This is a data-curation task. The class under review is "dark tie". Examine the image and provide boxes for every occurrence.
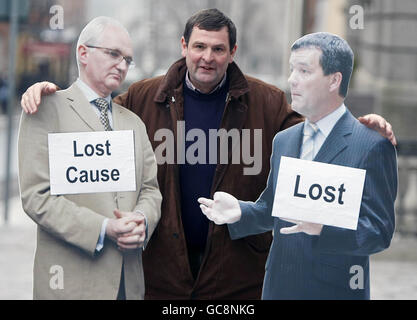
[93,98,112,131]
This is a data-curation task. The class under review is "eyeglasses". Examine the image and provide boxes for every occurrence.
[85,45,135,69]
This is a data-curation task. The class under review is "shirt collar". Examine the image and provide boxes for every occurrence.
[75,78,112,106]
[185,70,227,94]
[307,103,346,138]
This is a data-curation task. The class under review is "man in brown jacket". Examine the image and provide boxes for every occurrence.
[21,9,395,299]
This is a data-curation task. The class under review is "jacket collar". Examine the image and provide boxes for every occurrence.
[64,83,123,131]
[314,110,355,163]
[284,123,305,159]
[283,110,354,163]
[65,83,104,131]
[154,58,250,103]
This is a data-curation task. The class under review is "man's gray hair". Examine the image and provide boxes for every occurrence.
[76,16,129,72]
[291,32,354,98]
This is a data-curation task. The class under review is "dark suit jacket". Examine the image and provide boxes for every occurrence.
[228,110,397,299]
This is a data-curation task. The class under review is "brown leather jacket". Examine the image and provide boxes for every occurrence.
[115,58,303,299]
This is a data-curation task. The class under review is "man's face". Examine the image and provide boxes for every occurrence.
[181,26,237,93]
[288,47,334,122]
[80,25,133,97]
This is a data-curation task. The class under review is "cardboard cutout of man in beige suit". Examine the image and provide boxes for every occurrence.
[17,17,162,300]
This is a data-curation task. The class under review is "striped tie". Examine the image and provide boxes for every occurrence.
[300,122,319,160]
[93,98,112,131]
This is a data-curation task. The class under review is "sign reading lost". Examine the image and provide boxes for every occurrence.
[272,156,366,230]
[48,130,136,195]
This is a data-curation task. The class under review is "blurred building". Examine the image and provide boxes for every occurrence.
[18,0,87,93]
[345,0,417,141]
[2,0,417,134]
[0,0,87,104]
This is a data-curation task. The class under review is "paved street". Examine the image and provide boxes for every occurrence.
[1,196,417,300]
[0,197,35,300]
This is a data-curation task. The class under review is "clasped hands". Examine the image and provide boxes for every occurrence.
[198,192,323,236]
[106,209,146,250]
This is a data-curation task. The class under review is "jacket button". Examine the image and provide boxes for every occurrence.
[172,233,179,239]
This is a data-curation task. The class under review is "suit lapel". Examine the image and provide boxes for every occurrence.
[289,123,304,159]
[314,110,355,163]
[65,83,104,132]
[112,102,123,131]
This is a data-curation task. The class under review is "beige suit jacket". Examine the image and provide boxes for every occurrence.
[18,83,161,299]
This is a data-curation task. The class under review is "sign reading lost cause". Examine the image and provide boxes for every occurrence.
[272,156,366,230]
[48,130,136,195]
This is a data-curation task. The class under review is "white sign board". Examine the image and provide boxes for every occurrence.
[272,156,366,230]
[48,130,136,195]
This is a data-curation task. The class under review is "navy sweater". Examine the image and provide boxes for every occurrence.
[179,79,229,251]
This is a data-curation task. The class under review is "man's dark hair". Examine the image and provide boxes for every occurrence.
[291,32,354,98]
[183,8,237,51]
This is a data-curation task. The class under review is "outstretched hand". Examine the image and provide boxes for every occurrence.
[198,191,241,225]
